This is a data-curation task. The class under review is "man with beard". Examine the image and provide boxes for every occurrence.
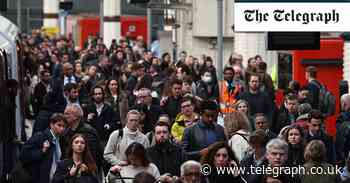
[238,73,273,122]
[161,79,184,123]
[218,67,244,114]
[147,121,187,176]
[84,86,121,145]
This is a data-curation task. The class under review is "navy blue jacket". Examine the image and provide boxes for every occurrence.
[182,121,226,160]
[20,128,59,183]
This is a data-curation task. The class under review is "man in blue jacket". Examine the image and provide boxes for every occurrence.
[182,100,226,160]
[20,113,67,183]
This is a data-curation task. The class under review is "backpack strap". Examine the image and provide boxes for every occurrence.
[232,132,249,143]
[118,128,123,140]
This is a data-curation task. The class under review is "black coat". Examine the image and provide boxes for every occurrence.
[238,90,274,122]
[273,107,298,134]
[52,159,99,183]
[20,129,58,183]
[32,81,49,115]
[84,103,121,142]
[163,96,183,124]
[147,141,187,176]
[195,80,219,101]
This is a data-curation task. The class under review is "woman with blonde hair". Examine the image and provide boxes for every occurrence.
[234,99,254,130]
[301,140,340,183]
[224,111,251,162]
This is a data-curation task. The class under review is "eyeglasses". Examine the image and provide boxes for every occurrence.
[181,104,192,108]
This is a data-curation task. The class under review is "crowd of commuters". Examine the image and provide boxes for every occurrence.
[13,30,350,183]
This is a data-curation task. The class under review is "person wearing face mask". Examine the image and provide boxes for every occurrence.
[218,67,244,114]
[195,70,219,102]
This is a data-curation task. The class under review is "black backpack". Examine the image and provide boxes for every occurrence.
[311,81,336,117]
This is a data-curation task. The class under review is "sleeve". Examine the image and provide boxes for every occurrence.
[20,134,46,164]
[195,83,207,101]
[107,107,121,132]
[307,83,320,109]
[182,128,200,160]
[149,163,160,179]
[143,136,150,148]
[103,130,121,165]
[85,129,104,167]
[171,123,182,142]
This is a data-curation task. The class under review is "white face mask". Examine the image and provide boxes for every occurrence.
[202,76,212,83]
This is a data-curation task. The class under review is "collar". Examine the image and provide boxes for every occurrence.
[125,127,139,135]
[50,129,58,140]
[95,102,104,110]
[309,130,320,137]
[198,121,215,129]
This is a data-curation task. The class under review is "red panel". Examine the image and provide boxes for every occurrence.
[292,38,344,137]
[78,18,100,49]
[120,16,147,42]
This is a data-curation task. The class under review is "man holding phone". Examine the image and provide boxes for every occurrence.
[20,113,67,183]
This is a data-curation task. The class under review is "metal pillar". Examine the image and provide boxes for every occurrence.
[147,7,152,49]
[217,0,223,80]
[17,0,21,30]
[99,0,104,38]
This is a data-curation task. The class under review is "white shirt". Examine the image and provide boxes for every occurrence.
[63,75,77,85]
[96,103,104,116]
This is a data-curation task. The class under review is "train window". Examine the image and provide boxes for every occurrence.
[277,52,293,90]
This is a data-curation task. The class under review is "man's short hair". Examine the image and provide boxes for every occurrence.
[180,160,201,177]
[180,96,194,105]
[154,121,170,132]
[127,109,141,120]
[248,73,260,82]
[223,66,234,73]
[64,83,79,92]
[309,109,323,122]
[66,104,84,118]
[266,138,288,154]
[170,78,183,87]
[306,66,317,78]
[90,85,105,98]
[201,100,218,113]
[138,88,151,97]
[50,113,67,125]
[285,93,298,101]
[254,113,267,121]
